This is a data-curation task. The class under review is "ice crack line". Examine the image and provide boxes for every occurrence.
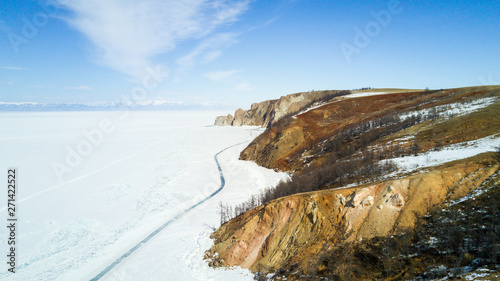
[90,140,249,281]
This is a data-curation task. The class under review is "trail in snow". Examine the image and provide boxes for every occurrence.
[90,140,249,280]
[0,112,282,281]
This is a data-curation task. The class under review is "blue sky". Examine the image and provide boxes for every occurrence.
[0,0,498,108]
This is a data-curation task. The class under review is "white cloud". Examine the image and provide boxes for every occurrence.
[203,69,240,81]
[200,50,223,64]
[63,85,91,90]
[176,32,238,72]
[246,16,278,32]
[234,82,254,91]
[59,0,250,80]
[0,66,26,71]
[263,17,278,26]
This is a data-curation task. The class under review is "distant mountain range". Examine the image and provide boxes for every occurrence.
[0,100,233,111]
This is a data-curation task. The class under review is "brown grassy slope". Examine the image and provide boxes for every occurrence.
[416,98,500,149]
[241,90,429,170]
[376,86,500,153]
[208,153,499,273]
[208,86,500,279]
[313,165,500,281]
[240,86,500,172]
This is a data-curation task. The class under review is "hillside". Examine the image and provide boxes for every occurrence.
[240,86,499,171]
[214,88,421,128]
[208,86,500,280]
[214,90,351,127]
[208,154,499,279]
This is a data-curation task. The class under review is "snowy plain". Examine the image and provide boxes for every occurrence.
[0,111,286,281]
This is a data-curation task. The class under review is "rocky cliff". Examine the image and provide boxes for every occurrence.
[240,86,500,171]
[214,90,350,128]
[207,85,500,280]
[207,154,499,273]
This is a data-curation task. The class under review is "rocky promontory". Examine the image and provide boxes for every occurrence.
[214,90,349,128]
[207,85,500,280]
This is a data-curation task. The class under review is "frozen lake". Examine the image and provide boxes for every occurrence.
[0,111,286,280]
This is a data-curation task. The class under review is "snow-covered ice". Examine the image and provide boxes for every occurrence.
[0,111,286,280]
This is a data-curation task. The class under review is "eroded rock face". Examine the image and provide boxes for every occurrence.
[239,91,428,170]
[347,188,373,208]
[361,196,374,207]
[214,114,234,126]
[208,158,499,272]
[214,90,344,128]
[387,194,404,208]
[232,108,246,126]
[238,86,499,171]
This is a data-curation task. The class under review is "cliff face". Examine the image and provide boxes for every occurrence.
[207,85,500,279]
[240,86,500,171]
[214,114,234,126]
[240,91,424,170]
[214,90,348,128]
[208,155,499,272]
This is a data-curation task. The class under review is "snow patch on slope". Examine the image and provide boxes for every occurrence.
[399,97,498,121]
[383,134,500,174]
[346,91,389,98]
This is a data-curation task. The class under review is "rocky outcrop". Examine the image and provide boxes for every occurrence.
[207,86,500,279]
[232,108,245,126]
[207,155,499,272]
[214,90,347,127]
[214,114,234,126]
[240,86,500,171]
[240,90,425,170]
